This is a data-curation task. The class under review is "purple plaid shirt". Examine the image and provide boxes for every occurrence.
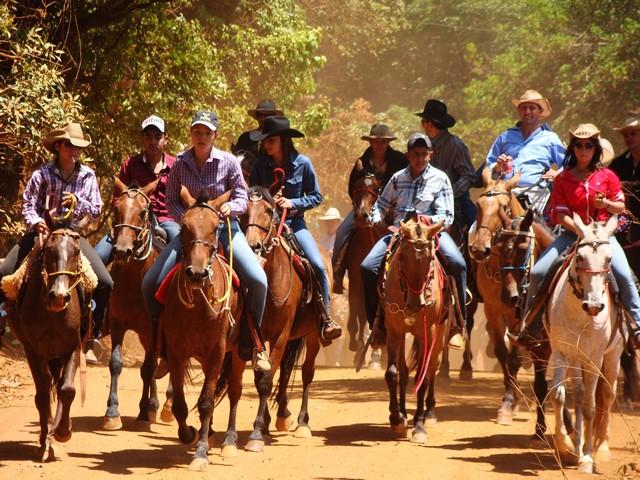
[167,146,247,222]
[22,161,103,230]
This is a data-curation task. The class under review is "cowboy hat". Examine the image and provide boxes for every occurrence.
[512,90,552,119]
[569,123,600,139]
[318,207,342,221]
[249,115,304,142]
[415,99,456,129]
[361,123,396,141]
[247,99,283,120]
[600,137,615,165]
[43,122,92,154]
[613,116,640,133]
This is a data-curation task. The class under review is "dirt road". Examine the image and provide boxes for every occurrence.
[1,351,639,480]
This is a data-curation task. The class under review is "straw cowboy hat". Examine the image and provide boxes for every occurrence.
[318,207,342,221]
[361,123,396,141]
[569,123,615,164]
[247,99,283,120]
[613,116,640,133]
[512,90,552,119]
[43,122,92,154]
[600,137,615,166]
[249,115,304,142]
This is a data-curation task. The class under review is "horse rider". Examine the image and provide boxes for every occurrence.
[140,111,271,372]
[233,99,283,157]
[418,99,477,229]
[360,133,467,349]
[95,115,179,264]
[518,123,640,348]
[0,122,113,344]
[609,117,640,278]
[332,123,408,294]
[249,115,343,343]
[486,89,565,212]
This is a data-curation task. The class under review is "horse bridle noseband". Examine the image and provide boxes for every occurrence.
[181,202,222,264]
[112,188,154,260]
[569,239,612,298]
[476,190,513,243]
[41,230,82,306]
[245,191,280,252]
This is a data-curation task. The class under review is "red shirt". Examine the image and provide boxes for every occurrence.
[550,167,624,225]
[117,153,176,223]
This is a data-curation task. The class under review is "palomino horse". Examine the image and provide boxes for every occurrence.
[382,213,448,443]
[103,177,172,430]
[548,214,624,474]
[241,185,323,451]
[8,225,86,461]
[469,168,555,435]
[160,190,245,471]
[347,173,382,355]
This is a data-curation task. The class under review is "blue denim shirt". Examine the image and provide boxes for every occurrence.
[250,151,323,218]
[485,123,566,187]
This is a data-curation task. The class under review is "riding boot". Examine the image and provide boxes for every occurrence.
[369,304,386,349]
[447,277,466,350]
[246,312,271,372]
[512,295,547,350]
[314,291,342,345]
[332,242,349,294]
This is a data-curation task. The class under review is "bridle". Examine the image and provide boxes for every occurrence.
[245,190,279,252]
[568,239,611,298]
[112,188,154,261]
[41,229,82,309]
[476,190,513,244]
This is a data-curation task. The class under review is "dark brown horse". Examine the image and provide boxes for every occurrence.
[347,173,383,356]
[241,185,323,451]
[381,213,448,443]
[8,226,86,461]
[160,190,245,470]
[102,177,172,430]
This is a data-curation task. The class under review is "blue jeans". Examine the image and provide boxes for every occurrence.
[527,231,640,329]
[289,217,331,310]
[141,219,267,322]
[331,210,355,269]
[95,219,181,265]
[360,231,467,328]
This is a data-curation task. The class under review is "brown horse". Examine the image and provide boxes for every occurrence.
[102,178,172,430]
[160,190,245,471]
[469,168,556,440]
[8,226,86,461]
[347,173,383,356]
[241,185,323,451]
[382,213,448,443]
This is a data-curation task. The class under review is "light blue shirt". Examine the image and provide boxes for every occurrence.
[372,164,454,228]
[485,123,565,187]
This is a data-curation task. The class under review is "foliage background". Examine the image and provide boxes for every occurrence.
[1,0,640,248]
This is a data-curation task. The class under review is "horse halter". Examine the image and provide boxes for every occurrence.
[569,239,612,298]
[397,232,437,296]
[476,190,513,244]
[245,190,279,251]
[112,188,154,260]
[41,230,82,307]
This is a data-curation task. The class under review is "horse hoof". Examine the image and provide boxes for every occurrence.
[245,439,265,452]
[368,361,382,371]
[53,429,72,443]
[275,415,293,431]
[221,444,238,458]
[103,416,123,431]
[160,404,174,423]
[496,409,512,426]
[555,434,575,457]
[147,410,157,424]
[459,369,473,381]
[294,425,312,438]
[183,426,198,448]
[596,442,611,462]
[390,422,407,435]
[132,420,153,433]
[437,369,450,380]
[577,457,594,474]
[188,457,209,472]
[411,431,428,444]
[528,435,547,449]
[349,339,359,352]
[40,441,55,462]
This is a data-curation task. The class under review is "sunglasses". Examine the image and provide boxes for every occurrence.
[574,141,595,150]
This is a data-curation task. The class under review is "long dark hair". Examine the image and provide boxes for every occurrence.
[268,135,299,165]
[562,135,603,171]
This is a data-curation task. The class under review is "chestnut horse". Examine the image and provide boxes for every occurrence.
[102,178,172,430]
[160,191,245,471]
[241,185,323,451]
[8,226,86,461]
[382,213,448,443]
[469,168,556,440]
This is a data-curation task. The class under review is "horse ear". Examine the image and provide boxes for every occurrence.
[114,176,128,196]
[604,215,618,237]
[481,166,493,187]
[180,185,196,208]
[572,212,588,237]
[209,190,233,212]
[141,178,160,196]
[404,210,418,223]
[504,171,522,191]
[399,221,411,237]
[428,220,445,237]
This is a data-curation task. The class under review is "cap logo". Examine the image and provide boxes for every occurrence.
[200,113,211,121]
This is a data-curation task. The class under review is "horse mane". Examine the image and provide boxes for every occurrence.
[196,189,210,205]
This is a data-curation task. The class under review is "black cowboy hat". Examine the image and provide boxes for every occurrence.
[415,99,456,129]
[247,99,283,119]
[249,115,305,142]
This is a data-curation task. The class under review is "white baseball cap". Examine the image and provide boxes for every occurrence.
[141,115,165,133]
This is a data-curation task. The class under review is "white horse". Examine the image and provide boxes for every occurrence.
[547,214,624,474]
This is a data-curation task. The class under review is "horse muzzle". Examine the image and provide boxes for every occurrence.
[582,300,605,316]
[469,244,491,262]
[185,265,209,285]
[46,289,71,312]
[113,245,134,262]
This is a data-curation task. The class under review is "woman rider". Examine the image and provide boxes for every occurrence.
[520,123,640,347]
[249,115,342,343]
[0,122,113,341]
[140,111,271,372]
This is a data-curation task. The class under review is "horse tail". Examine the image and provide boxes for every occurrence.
[271,337,304,406]
[406,337,419,373]
[214,352,233,406]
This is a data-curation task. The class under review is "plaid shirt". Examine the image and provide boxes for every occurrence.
[166,146,247,222]
[22,161,102,230]
[372,164,454,228]
[430,130,475,198]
